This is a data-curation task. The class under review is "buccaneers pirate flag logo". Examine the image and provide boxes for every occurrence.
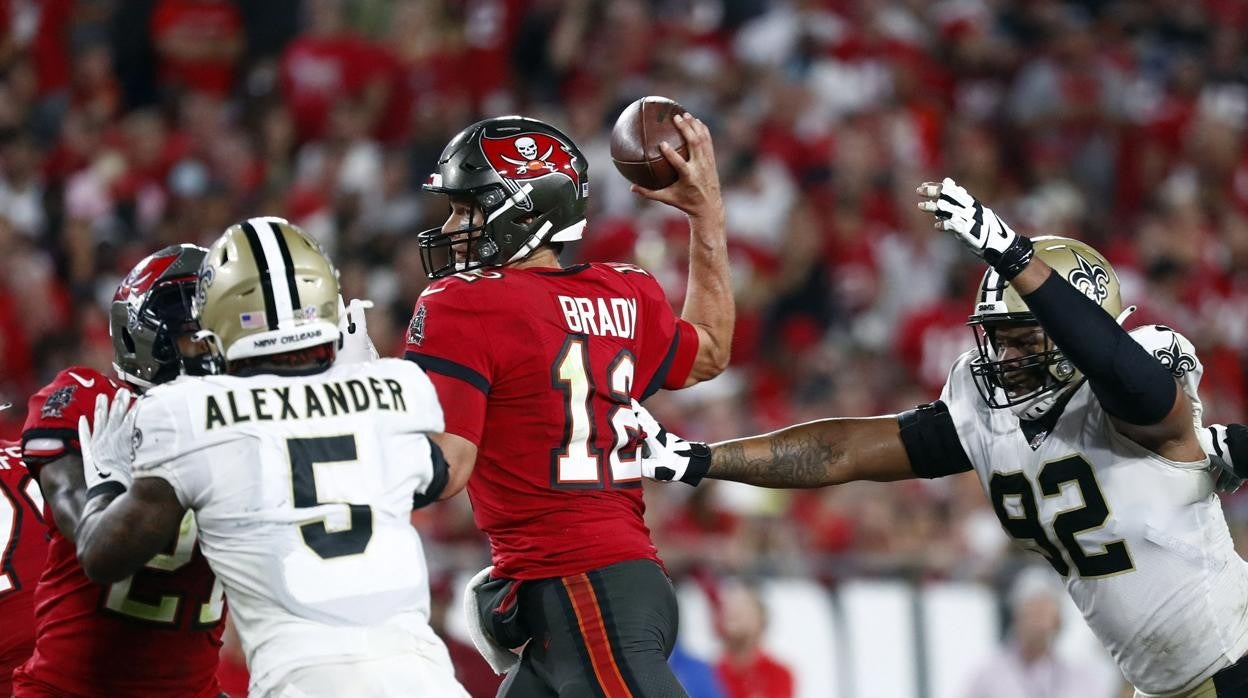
[479,132,582,211]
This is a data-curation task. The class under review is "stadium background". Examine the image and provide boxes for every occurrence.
[3,0,1248,696]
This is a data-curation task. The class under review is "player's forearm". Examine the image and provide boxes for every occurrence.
[1017,257,1177,426]
[705,416,912,488]
[76,483,182,585]
[75,492,143,584]
[681,208,733,379]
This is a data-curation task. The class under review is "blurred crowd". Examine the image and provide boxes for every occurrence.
[5,1,1248,686]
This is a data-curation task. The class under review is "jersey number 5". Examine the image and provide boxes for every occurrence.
[551,337,642,488]
[990,454,1135,578]
[288,435,373,558]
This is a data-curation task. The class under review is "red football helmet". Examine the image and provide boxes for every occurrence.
[419,116,590,278]
[109,244,209,387]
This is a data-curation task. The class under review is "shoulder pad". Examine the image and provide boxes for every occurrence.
[23,367,121,463]
[27,367,120,425]
[1130,325,1200,379]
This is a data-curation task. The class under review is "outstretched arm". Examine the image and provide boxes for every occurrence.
[704,416,915,488]
[631,114,733,382]
[635,401,973,488]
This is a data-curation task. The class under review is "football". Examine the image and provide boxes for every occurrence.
[610,96,690,190]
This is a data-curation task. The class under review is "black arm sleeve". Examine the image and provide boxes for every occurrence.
[412,438,450,510]
[897,401,973,479]
[1021,272,1176,425]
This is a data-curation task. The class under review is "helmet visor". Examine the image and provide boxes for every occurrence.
[145,279,213,378]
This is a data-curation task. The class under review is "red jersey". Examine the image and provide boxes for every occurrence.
[14,367,224,698]
[0,439,47,695]
[405,263,699,580]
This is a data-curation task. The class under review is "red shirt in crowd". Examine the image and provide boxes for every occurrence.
[279,33,391,140]
[717,651,795,698]
[150,0,243,95]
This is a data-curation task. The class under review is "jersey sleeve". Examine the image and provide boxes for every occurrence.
[21,367,119,473]
[129,391,206,509]
[390,359,445,434]
[1129,324,1204,426]
[402,284,493,445]
[932,351,986,473]
[896,352,980,479]
[616,265,700,399]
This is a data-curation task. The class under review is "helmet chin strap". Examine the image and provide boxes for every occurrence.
[192,329,227,375]
[1011,390,1063,421]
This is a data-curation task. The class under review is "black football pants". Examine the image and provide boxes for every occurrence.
[497,559,688,698]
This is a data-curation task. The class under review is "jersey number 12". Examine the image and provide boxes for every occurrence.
[551,337,642,488]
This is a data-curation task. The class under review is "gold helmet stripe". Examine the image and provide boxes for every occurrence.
[239,218,302,330]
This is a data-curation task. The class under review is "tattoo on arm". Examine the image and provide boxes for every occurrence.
[709,428,844,488]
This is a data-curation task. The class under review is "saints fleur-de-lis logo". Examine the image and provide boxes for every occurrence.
[1154,334,1197,377]
[1067,250,1111,306]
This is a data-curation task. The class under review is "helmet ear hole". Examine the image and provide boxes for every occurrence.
[121,326,137,354]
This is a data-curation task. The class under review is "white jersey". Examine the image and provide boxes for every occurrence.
[130,358,447,695]
[942,325,1248,696]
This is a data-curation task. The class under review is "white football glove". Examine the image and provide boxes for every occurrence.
[632,400,710,486]
[1201,423,1248,493]
[917,177,1035,279]
[78,389,136,497]
[337,295,379,364]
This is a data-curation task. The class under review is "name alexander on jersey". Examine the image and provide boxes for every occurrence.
[205,377,409,430]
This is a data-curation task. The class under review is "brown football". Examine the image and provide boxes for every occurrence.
[610,96,689,190]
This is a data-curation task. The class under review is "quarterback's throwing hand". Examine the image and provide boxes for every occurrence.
[633,400,711,486]
[630,113,723,221]
[917,177,1034,280]
[79,390,136,496]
